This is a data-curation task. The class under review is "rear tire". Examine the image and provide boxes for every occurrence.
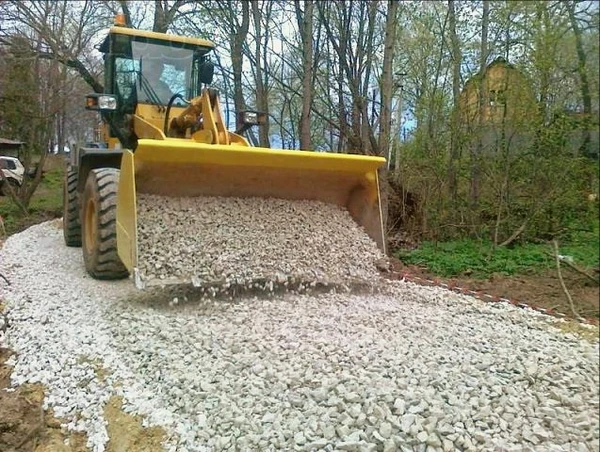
[81,168,128,280]
[63,169,82,246]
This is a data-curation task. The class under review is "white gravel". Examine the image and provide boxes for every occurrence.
[136,195,384,288]
[0,220,599,452]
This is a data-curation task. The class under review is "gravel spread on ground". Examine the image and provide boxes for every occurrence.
[0,221,598,452]
[136,195,385,289]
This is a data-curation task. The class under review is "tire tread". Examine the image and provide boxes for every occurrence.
[82,168,128,280]
[63,169,82,246]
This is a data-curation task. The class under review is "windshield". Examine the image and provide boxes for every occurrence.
[0,159,17,170]
[131,42,194,105]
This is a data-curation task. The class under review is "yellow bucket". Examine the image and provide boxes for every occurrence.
[115,139,386,285]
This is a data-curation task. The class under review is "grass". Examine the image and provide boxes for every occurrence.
[0,156,65,236]
[396,219,600,279]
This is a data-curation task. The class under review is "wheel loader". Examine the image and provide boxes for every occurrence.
[63,16,387,288]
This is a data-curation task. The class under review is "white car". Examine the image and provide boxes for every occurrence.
[0,156,25,195]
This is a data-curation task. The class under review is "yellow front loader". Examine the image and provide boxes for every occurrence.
[63,18,386,288]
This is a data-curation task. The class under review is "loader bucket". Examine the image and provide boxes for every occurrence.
[116,139,386,288]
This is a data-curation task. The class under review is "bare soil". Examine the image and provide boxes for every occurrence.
[0,347,87,452]
[388,257,599,322]
[0,346,165,452]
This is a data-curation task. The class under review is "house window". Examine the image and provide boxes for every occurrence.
[489,89,506,107]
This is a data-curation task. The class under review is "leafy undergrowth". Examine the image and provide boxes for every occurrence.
[396,220,599,279]
[0,156,64,236]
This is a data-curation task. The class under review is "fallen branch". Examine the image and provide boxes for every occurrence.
[579,309,600,316]
[0,272,9,286]
[498,217,529,247]
[552,239,582,320]
[543,250,599,285]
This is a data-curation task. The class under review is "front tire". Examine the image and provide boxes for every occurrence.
[81,168,128,280]
[63,169,82,246]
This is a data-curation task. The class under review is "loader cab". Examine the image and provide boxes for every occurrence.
[97,26,215,147]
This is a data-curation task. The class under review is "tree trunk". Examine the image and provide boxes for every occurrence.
[295,0,314,150]
[394,88,403,172]
[379,0,399,161]
[358,1,378,155]
[153,0,168,32]
[251,0,270,147]
[153,0,185,33]
[471,0,489,210]
[328,5,349,152]
[567,1,592,156]
[536,2,551,123]
[21,47,53,209]
[424,5,449,158]
[231,1,250,131]
[447,0,461,201]
[319,1,379,154]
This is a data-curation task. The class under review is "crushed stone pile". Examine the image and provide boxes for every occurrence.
[136,195,385,292]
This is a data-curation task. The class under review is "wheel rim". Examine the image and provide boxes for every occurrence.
[84,197,97,254]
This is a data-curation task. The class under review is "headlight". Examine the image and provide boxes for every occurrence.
[85,94,118,111]
[238,110,267,126]
[243,111,258,124]
[98,96,117,110]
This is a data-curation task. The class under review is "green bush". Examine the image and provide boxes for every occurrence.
[396,219,599,278]
[0,165,64,235]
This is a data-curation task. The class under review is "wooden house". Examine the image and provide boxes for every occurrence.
[458,57,539,128]
[457,58,540,156]
[458,57,598,159]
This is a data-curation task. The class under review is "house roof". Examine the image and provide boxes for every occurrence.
[485,57,516,71]
[462,57,519,91]
[0,138,24,146]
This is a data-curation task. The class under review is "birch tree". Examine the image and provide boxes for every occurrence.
[379,1,400,162]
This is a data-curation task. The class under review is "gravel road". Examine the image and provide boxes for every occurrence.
[0,220,598,452]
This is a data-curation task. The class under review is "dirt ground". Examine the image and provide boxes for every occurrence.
[388,258,600,322]
[0,346,165,452]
